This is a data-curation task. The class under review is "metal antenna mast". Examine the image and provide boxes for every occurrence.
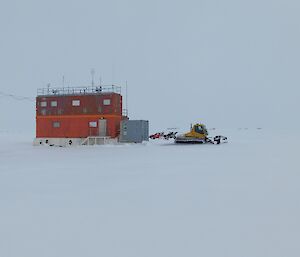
[91,69,95,87]
[126,81,128,116]
[111,64,115,85]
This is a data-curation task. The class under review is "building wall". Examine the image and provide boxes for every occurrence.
[119,120,149,143]
[36,93,122,116]
[36,93,123,138]
[36,115,122,138]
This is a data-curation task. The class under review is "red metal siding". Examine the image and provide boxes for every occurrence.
[36,115,122,138]
[36,92,123,138]
[36,93,122,116]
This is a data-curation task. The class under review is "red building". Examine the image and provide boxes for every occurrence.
[36,86,127,141]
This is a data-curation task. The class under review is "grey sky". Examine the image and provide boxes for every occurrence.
[0,0,299,133]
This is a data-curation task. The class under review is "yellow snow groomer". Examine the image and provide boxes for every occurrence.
[175,123,227,144]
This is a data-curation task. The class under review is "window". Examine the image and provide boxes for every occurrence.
[51,101,57,107]
[53,121,60,128]
[89,121,97,128]
[72,100,80,106]
[40,109,46,115]
[40,101,47,107]
[195,125,204,134]
[103,99,111,105]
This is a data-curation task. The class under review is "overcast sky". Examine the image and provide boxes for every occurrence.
[0,0,299,133]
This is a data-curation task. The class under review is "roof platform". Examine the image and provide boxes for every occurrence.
[37,85,121,96]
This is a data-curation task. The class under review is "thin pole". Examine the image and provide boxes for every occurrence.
[126,81,128,116]
[91,69,95,87]
[111,64,115,85]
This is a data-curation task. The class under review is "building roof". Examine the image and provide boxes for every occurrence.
[37,85,121,97]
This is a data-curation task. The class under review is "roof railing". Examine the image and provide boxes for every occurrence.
[122,109,128,117]
[37,85,121,96]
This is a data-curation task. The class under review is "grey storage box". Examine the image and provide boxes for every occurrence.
[120,120,149,143]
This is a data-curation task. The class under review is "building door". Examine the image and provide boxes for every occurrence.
[99,119,107,137]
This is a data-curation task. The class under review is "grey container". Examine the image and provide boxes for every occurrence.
[119,120,149,143]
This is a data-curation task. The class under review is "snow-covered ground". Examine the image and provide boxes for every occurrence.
[0,129,299,257]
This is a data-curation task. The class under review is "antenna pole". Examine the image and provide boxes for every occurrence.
[126,81,128,116]
[111,64,115,85]
[91,69,95,87]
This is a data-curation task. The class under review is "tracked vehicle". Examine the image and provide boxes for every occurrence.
[149,123,228,144]
[175,123,227,144]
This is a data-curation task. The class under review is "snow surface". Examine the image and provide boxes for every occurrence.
[0,129,299,257]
